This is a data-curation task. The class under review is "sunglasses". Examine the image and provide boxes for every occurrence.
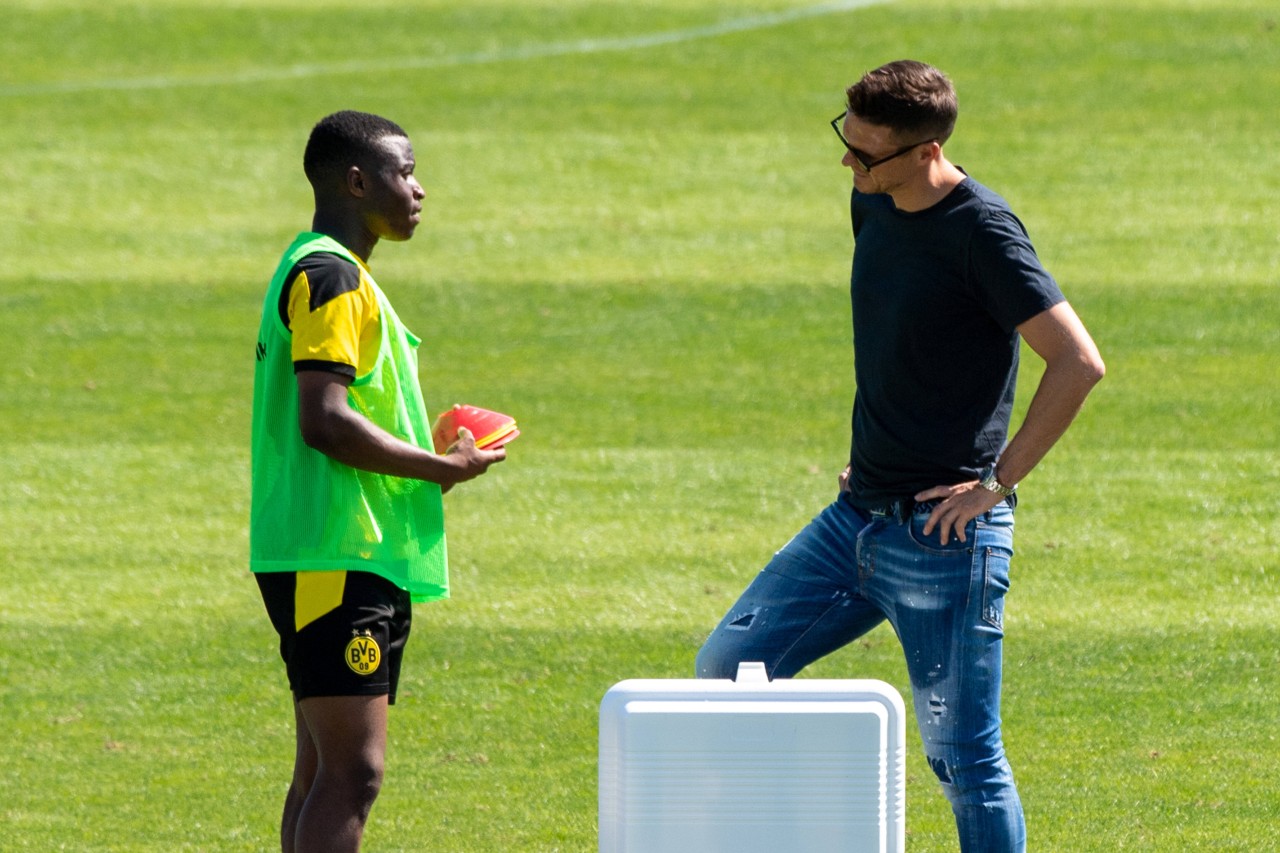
[830,112,935,171]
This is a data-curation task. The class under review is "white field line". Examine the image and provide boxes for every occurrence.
[1,0,889,98]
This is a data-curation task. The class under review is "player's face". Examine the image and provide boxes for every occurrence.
[363,135,425,242]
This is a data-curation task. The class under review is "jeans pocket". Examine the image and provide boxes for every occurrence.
[981,546,1012,629]
[906,513,975,556]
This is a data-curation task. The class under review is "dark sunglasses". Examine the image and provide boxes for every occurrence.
[830,112,935,171]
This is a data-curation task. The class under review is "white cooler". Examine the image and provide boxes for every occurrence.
[599,663,905,853]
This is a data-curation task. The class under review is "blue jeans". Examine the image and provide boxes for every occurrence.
[696,494,1024,853]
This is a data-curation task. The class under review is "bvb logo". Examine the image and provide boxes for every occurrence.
[345,630,381,676]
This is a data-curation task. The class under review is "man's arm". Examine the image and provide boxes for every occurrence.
[297,370,505,491]
[919,300,1105,543]
[988,300,1105,487]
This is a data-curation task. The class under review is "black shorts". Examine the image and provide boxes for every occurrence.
[256,570,412,704]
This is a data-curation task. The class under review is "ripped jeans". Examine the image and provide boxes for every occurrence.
[696,493,1023,853]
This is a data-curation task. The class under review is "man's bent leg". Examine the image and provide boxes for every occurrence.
[293,694,389,853]
[696,498,884,680]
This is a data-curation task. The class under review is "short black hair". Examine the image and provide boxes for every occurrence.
[846,60,958,145]
[303,110,408,189]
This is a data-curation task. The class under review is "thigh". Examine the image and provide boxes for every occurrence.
[697,500,884,680]
[298,693,389,772]
[877,506,1015,753]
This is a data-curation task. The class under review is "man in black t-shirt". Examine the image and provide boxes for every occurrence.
[697,61,1104,853]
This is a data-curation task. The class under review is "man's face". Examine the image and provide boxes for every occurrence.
[362,135,425,242]
[840,114,924,196]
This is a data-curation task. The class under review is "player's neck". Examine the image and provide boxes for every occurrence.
[311,210,376,262]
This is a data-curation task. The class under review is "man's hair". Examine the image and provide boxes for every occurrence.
[303,110,408,189]
[845,60,958,144]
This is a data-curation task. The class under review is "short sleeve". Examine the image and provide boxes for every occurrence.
[284,252,377,377]
[968,208,1065,332]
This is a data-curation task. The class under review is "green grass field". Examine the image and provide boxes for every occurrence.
[2,0,1277,850]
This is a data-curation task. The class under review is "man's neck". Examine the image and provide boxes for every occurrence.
[890,159,967,213]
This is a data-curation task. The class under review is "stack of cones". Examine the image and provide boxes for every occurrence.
[434,405,520,450]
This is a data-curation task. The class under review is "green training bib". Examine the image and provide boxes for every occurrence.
[250,233,448,603]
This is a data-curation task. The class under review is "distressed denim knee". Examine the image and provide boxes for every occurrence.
[933,750,1025,853]
[695,603,765,679]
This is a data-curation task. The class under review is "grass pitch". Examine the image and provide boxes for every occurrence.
[2,0,1277,850]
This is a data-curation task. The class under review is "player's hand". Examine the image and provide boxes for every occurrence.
[838,464,852,493]
[431,404,461,452]
[914,480,1003,546]
[440,426,506,493]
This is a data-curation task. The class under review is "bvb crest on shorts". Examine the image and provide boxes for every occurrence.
[345,629,381,676]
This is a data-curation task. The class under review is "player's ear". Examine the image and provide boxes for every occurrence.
[345,164,367,198]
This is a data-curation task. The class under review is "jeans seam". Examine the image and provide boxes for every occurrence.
[854,518,875,585]
[774,592,853,675]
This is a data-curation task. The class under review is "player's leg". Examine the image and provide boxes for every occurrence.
[256,572,317,853]
[258,570,410,853]
[292,694,389,853]
[281,695,319,853]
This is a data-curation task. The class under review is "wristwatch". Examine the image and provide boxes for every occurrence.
[978,463,1017,497]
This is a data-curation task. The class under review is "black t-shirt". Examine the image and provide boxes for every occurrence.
[846,176,1065,507]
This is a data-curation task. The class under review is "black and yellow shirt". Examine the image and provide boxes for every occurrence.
[279,251,382,378]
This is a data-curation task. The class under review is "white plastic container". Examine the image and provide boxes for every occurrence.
[599,663,906,853]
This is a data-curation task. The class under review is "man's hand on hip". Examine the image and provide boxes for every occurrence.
[915,481,1004,546]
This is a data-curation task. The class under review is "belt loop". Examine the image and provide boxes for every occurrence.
[894,498,915,524]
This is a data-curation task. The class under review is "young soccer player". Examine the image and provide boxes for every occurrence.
[251,110,506,853]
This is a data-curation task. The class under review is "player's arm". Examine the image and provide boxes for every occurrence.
[297,370,505,491]
[918,301,1104,542]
